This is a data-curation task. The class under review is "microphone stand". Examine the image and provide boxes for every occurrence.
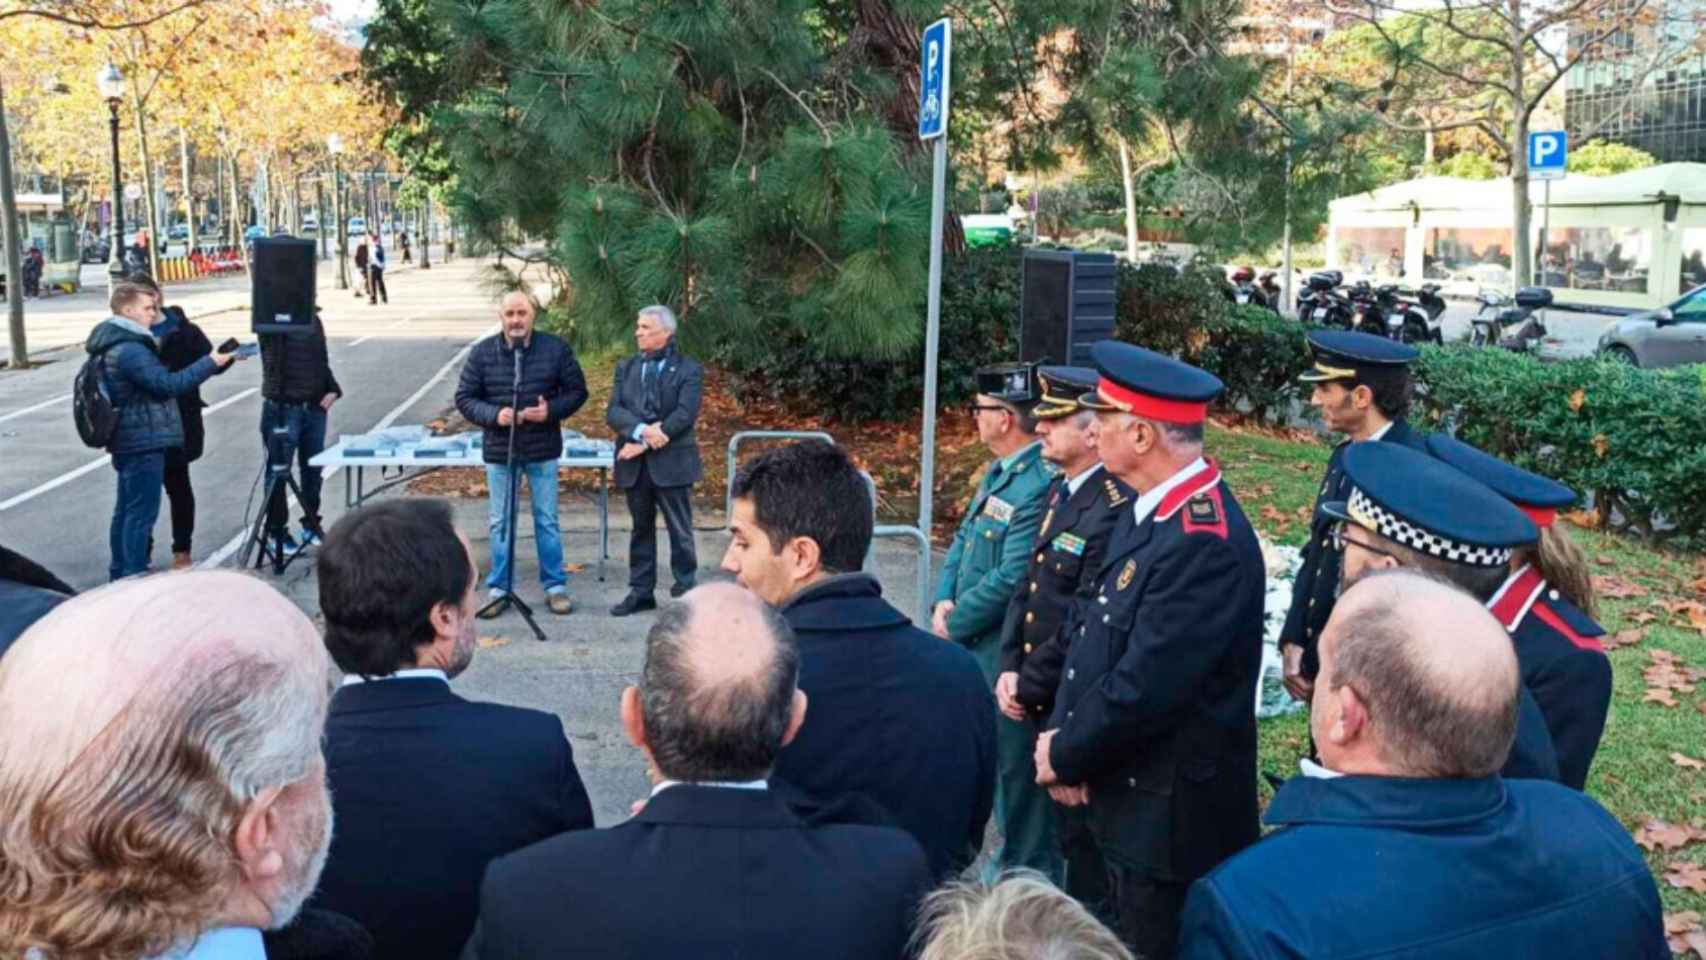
[477,340,548,642]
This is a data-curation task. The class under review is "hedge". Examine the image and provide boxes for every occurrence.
[1412,348,1706,547]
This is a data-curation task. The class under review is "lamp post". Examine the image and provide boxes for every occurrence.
[328,134,348,290]
[96,63,126,284]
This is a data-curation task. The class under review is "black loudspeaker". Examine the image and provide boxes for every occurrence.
[251,237,317,335]
[1019,250,1117,366]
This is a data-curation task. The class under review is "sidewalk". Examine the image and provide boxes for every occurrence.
[263,488,936,826]
[1,244,449,367]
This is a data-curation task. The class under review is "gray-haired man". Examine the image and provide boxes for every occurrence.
[606,305,703,616]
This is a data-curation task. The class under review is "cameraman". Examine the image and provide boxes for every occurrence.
[259,304,341,549]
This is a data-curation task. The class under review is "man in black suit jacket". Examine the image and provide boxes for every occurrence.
[313,499,593,960]
[0,544,74,659]
[605,304,702,615]
[464,583,930,958]
[720,440,996,881]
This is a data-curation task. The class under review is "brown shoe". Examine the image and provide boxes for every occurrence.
[172,551,193,571]
[547,592,574,615]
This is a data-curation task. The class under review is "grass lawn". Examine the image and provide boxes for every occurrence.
[422,350,1706,941]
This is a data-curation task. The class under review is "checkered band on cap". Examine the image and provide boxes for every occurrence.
[1346,488,1513,568]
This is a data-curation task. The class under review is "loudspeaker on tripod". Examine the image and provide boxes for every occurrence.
[252,237,317,335]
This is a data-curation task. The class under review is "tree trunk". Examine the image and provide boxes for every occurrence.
[419,197,431,269]
[131,91,161,279]
[1,76,29,369]
[228,153,243,252]
[180,126,196,254]
[1507,1,1532,291]
[1118,134,1140,261]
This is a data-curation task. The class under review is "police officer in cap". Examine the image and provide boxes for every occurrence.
[1427,434,1612,790]
[1035,342,1265,959]
[1281,330,1427,703]
[1324,441,1561,782]
[992,366,1134,884]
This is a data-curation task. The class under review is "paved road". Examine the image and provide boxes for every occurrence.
[0,254,494,589]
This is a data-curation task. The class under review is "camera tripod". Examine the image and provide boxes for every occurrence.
[239,424,310,576]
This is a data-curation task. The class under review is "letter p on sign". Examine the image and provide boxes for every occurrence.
[1528,131,1566,180]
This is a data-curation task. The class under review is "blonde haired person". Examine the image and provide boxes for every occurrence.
[916,870,1133,960]
[1426,434,1612,791]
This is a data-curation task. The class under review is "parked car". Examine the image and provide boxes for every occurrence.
[347,216,367,236]
[1597,283,1706,369]
[168,224,190,241]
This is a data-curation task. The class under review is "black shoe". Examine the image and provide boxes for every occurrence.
[610,594,657,617]
[669,581,694,599]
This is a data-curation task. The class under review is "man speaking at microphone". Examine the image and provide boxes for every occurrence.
[456,291,589,615]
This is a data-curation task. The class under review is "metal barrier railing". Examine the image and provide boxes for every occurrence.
[724,430,835,523]
[724,430,932,625]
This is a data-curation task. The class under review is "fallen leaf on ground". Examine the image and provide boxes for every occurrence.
[1636,819,1702,851]
[1671,911,1706,958]
[477,635,510,649]
[1594,554,1616,566]
[1563,508,1602,529]
[1630,610,1659,626]
[1675,753,1706,770]
[1690,576,1706,597]
[1645,688,1681,707]
[1293,461,1314,473]
[1594,575,1649,599]
[564,562,587,574]
[1603,628,1645,650]
[1667,862,1706,894]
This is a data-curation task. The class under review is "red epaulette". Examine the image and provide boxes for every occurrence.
[1532,601,1607,653]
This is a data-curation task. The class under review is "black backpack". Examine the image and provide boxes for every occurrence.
[73,348,120,448]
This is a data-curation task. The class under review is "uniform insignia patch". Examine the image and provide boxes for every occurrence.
[1116,558,1136,591]
[1052,532,1086,556]
[983,496,1014,523]
[1104,479,1127,507]
[1181,490,1229,539]
[1188,497,1219,524]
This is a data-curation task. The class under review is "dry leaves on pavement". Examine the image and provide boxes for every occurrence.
[477,635,510,649]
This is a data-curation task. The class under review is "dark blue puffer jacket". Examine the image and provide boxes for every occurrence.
[85,318,218,456]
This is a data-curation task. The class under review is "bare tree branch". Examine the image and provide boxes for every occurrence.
[0,0,209,29]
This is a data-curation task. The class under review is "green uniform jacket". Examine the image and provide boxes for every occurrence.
[935,442,1053,650]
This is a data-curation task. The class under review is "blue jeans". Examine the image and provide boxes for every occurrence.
[486,459,566,593]
[110,451,165,580]
[260,400,327,533]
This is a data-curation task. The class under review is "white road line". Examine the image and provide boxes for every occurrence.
[0,393,73,424]
[0,386,261,513]
[348,317,415,347]
[199,325,497,569]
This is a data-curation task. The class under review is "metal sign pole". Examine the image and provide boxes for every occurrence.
[915,17,951,618]
[1539,178,1551,283]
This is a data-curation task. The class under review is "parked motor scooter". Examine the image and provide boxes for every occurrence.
[1345,281,1389,337]
[1297,271,1350,327]
[1388,283,1447,344]
[1469,286,1553,352]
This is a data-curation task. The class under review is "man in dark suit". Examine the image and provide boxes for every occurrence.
[1035,342,1265,959]
[1280,331,1426,701]
[313,498,593,960]
[606,304,703,615]
[994,366,1133,886]
[0,544,73,659]
[1178,572,1667,959]
[464,583,930,958]
[720,439,995,881]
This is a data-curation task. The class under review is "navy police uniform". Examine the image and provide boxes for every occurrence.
[992,366,1133,885]
[1046,343,1265,960]
[1281,331,1425,678]
[1428,434,1613,790]
[1322,442,1561,782]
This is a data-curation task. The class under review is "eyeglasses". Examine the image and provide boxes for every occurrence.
[1331,521,1398,562]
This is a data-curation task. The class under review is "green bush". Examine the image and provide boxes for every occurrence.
[1414,346,1706,546]
[714,245,1021,422]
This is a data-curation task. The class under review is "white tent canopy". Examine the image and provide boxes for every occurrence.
[1326,163,1705,310]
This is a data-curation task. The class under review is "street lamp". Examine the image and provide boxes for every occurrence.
[327,133,348,290]
[96,63,126,283]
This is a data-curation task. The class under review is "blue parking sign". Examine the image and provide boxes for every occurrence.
[1528,131,1567,180]
[918,18,951,140]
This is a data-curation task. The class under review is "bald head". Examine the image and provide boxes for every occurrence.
[632,583,803,783]
[1313,570,1519,778]
[0,573,333,954]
